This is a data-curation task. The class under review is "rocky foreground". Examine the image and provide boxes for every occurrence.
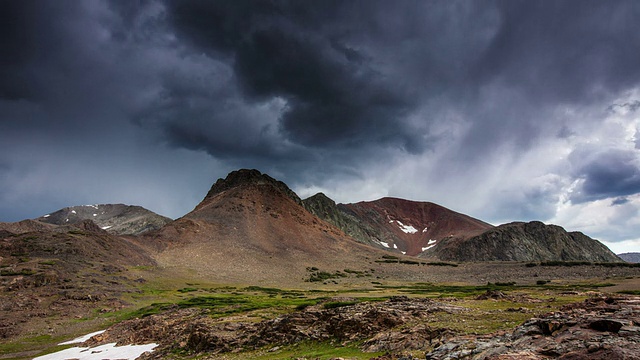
[426,294,640,360]
[79,293,640,360]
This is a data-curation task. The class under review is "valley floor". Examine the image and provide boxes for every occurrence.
[2,262,640,360]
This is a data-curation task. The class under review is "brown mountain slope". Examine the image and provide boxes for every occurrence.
[35,204,172,235]
[337,197,493,256]
[0,220,155,340]
[0,219,57,234]
[422,221,622,262]
[146,169,390,286]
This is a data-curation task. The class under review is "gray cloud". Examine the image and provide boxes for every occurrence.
[612,197,630,206]
[3,0,640,252]
[570,149,640,203]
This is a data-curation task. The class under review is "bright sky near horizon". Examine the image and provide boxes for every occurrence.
[2,1,640,253]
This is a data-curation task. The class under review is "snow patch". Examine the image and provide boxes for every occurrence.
[101,226,112,230]
[43,214,50,218]
[85,204,99,209]
[422,227,428,233]
[71,210,77,214]
[58,330,106,345]
[396,220,418,234]
[65,219,69,222]
[428,239,437,245]
[422,244,436,251]
[401,251,406,255]
[93,214,97,217]
[34,342,158,360]
[393,243,398,249]
[379,241,390,248]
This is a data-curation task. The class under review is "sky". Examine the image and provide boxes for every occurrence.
[2,0,640,254]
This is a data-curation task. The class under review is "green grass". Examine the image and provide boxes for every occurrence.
[2,276,617,360]
[218,340,386,360]
[125,292,321,320]
[618,290,640,295]
[0,334,73,358]
[372,281,612,298]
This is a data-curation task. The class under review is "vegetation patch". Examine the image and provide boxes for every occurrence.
[426,261,459,267]
[617,290,640,295]
[220,340,385,360]
[177,287,198,293]
[127,292,320,320]
[305,267,373,282]
[0,268,35,276]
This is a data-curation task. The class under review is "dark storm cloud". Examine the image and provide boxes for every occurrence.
[571,149,640,203]
[475,1,640,103]
[0,1,59,100]
[144,0,640,167]
[4,0,640,245]
[0,0,146,134]
[159,0,424,155]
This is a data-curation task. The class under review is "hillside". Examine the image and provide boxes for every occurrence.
[0,220,155,340]
[35,204,172,235]
[146,169,390,285]
[305,195,493,256]
[302,193,387,250]
[422,221,622,262]
[618,252,640,263]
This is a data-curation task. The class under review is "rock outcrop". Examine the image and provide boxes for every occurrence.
[81,294,640,360]
[426,295,640,359]
[84,296,462,358]
[425,221,622,262]
[302,193,385,249]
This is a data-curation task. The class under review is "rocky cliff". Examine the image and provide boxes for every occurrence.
[302,193,386,249]
[424,221,622,262]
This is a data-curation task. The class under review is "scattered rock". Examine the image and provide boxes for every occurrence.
[426,295,640,360]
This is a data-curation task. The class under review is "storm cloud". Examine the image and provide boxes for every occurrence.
[2,0,640,253]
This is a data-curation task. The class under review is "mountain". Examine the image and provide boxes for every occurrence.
[0,219,155,339]
[618,252,640,263]
[304,195,493,256]
[422,221,622,262]
[302,193,387,250]
[146,169,389,285]
[35,204,172,235]
[0,219,57,234]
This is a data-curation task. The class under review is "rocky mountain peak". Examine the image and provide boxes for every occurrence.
[303,192,336,213]
[35,204,171,235]
[204,169,302,205]
[424,220,622,262]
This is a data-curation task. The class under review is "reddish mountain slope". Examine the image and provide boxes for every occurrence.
[147,169,388,285]
[340,197,493,256]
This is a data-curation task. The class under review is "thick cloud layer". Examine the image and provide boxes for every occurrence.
[2,0,640,253]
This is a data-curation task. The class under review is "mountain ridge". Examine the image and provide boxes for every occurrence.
[421,220,622,262]
[147,169,390,285]
[35,203,172,235]
[618,252,640,263]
